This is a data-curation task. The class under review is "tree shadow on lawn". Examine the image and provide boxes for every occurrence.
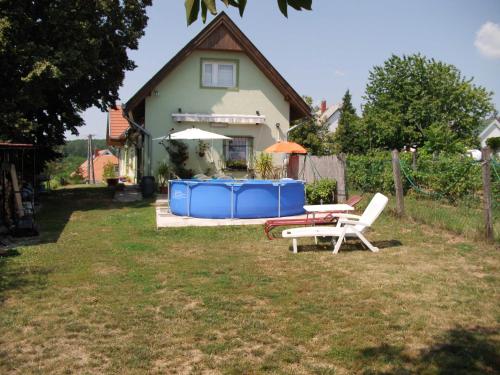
[360,326,500,374]
[35,186,152,245]
[291,239,403,253]
[0,249,52,306]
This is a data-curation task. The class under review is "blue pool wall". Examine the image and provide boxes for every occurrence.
[169,179,305,219]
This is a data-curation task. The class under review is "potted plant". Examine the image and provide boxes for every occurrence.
[225,159,248,171]
[103,161,119,186]
[197,140,209,157]
[157,162,170,194]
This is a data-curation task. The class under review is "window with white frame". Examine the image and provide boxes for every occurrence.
[223,137,253,169]
[202,60,237,88]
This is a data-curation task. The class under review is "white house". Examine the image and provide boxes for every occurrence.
[318,100,343,133]
[479,117,500,148]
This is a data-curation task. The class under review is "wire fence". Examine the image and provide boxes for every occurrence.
[346,150,499,242]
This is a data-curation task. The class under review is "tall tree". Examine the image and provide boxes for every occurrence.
[185,0,312,25]
[362,54,494,153]
[288,96,330,156]
[0,0,152,164]
[333,90,363,154]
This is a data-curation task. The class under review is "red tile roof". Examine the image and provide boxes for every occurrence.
[107,106,129,146]
[77,153,119,183]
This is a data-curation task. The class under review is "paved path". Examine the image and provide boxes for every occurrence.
[113,185,143,203]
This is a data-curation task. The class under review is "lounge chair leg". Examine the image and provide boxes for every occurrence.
[356,231,379,252]
[292,239,298,254]
[333,229,346,254]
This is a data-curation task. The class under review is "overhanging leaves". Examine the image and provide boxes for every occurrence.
[186,0,312,25]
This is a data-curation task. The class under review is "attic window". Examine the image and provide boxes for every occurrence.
[201,60,237,88]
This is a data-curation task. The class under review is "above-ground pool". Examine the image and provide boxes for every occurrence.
[169,179,305,219]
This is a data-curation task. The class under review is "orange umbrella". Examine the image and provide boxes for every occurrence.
[264,141,307,154]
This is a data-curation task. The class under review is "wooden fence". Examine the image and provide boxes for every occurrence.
[287,154,347,202]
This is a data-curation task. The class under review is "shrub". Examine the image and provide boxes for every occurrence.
[102,161,117,179]
[412,153,482,202]
[347,151,401,193]
[254,153,274,179]
[306,178,337,204]
[347,150,482,202]
[226,159,247,170]
[167,140,193,179]
[486,137,500,153]
[157,162,170,187]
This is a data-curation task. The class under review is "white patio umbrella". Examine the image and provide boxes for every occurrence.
[153,127,232,141]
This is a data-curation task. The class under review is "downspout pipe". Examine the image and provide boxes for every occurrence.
[122,110,153,177]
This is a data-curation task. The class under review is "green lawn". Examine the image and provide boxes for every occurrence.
[0,187,499,374]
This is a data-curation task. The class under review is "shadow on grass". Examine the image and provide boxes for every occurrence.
[292,239,402,253]
[36,186,152,245]
[360,326,500,374]
[0,249,52,305]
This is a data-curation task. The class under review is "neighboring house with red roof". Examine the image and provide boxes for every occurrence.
[106,106,137,181]
[317,100,343,133]
[77,149,119,183]
[107,12,309,182]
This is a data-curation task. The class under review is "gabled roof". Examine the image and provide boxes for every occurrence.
[318,102,343,122]
[107,106,130,146]
[125,12,310,121]
[78,153,118,182]
[479,117,500,139]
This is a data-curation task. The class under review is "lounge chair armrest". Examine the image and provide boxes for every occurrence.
[330,213,362,220]
[339,220,370,227]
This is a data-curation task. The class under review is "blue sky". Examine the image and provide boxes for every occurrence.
[76,0,500,139]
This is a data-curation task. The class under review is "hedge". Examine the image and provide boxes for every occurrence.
[347,151,484,202]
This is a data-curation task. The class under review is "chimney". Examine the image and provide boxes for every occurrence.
[320,100,327,113]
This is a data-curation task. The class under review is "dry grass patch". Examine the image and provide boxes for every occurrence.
[0,186,498,374]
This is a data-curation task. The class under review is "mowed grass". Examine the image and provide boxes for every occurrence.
[393,194,500,243]
[0,187,499,374]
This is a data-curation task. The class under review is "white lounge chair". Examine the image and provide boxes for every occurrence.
[282,193,389,254]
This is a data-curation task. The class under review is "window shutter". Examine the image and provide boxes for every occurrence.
[203,63,213,86]
[217,64,234,87]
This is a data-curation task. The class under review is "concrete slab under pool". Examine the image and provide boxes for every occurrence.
[155,195,307,228]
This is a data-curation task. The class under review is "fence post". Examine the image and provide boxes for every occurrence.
[412,148,417,171]
[337,153,347,203]
[481,147,493,242]
[391,149,405,217]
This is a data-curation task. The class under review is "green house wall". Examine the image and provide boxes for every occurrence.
[144,50,291,177]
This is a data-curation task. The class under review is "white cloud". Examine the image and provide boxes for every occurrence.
[475,21,500,59]
[334,69,345,77]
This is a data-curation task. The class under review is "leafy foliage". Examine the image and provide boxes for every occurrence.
[156,162,170,187]
[167,140,193,179]
[288,96,330,156]
[410,153,482,202]
[333,90,366,154]
[185,0,312,25]
[305,178,337,204]
[362,54,494,153]
[347,151,398,193]
[486,137,500,153]
[225,159,248,170]
[347,150,484,202]
[62,139,116,158]
[0,0,152,166]
[45,155,85,187]
[102,162,117,180]
[254,152,274,179]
